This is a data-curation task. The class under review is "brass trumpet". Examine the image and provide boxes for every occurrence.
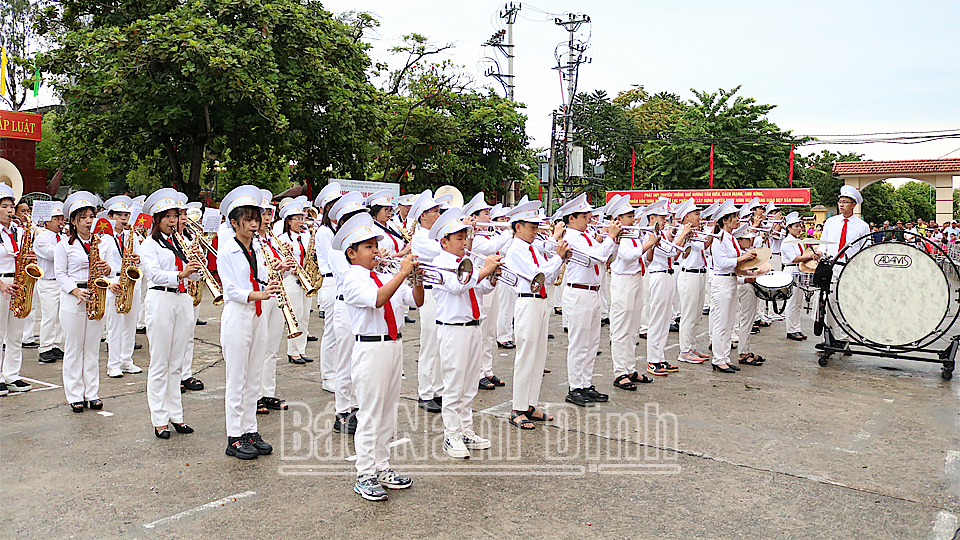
[489,265,545,294]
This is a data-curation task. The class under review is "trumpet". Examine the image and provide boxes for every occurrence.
[410,258,474,287]
[489,265,545,294]
[564,246,604,267]
[616,223,664,239]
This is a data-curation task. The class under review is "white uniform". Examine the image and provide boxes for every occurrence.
[277,229,311,358]
[328,243,357,415]
[678,239,710,357]
[781,234,804,335]
[412,226,442,401]
[259,235,288,400]
[736,275,759,357]
[709,230,741,366]
[816,214,870,339]
[55,236,108,403]
[343,265,417,477]
[645,232,682,366]
[33,228,65,355]
[315,225,337,384]
[471,230,511,380]
[0,223,26,385]
[101,230,142,374]
[609,236,645,378]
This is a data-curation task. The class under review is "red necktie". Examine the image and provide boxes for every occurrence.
[528,245,546,298]
[458,258,481,319]
[297,236,306,266]
[175,257,186,293]
[250,267,262,316]
[731,234,741,257]
[630,238,646,276]
[838,218,849,254]
[390,235,399,253]
[662,233,672,269]
[83,242,90,251]
[7,230,18,252]
[581,233,599,275]
[55,234,61,243]
[370,272,398,339]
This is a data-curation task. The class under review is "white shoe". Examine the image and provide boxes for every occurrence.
[769,314,784,321]
[460,429,491,450]
[677,352,706,364]
[107,368,124,378]
[321,380,335,393]
[122,364,142,374]
[443,436,470,459]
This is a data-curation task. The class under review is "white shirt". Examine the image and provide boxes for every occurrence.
[140,234,199,289]
[328,244,352,288]
[375,221,405,256]
[34,228,65,279]
[0,223,24,274]
[562,228,615,286]
[819,214,870,261]
[388,213,408,238]
[503,236,563,295]
[710,230,742,274]
[100,229,141,282]
[342,264,416,336]
[679,239,709,271]
[781,234,804,265]
[411,226,442,264]
[218,236,270,304]
[611,237,646,275]
[314,225,335,275]
[277,229,309,267]
[471,229,511,257]
[432,250,495,323]
[54,236,110,294]
[647,232,682,273]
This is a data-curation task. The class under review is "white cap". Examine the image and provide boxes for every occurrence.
[609,197,635,218]
[429,207,469,240]
[602,195,623,217]
[644,198,671,216]
[765,200,778,214]
[278,199,306,220]
[260,189,274,210]
[489,203,507,220]
[132,195,146,204]
[50,201,64,218]
[331,212,383,251]
[219,185,264,220]
[144,188,180,216]
[558,193,594,217]
[104,195,133,213]
[462,192,492,216]
[517,195,529,206]
[739,196,761,218]
[397,194,416,206]
[733,222,754,239]
[64,191,98,216]
[675,198,699,220]
[410,190,439,225]
[330,192,365,222]
[785,211,803,227]
[366,189,394,208]
[315,182,343,208]
[435,193,454,209]
[713,200,738,221]
[176,192,189,210]
[701,200,720,220]
[839,185,863,205]
[509,200,543,223]
[0,184,16,203]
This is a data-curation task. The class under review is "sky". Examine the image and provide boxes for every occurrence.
[323,0,960,185]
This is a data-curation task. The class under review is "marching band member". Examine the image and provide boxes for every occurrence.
[644,200,691,376]
[368,190,408,258]
[100,195,143,379]
[56,191,111,412]
[504,201,567,429]
[131,195,149,335]
[409,191,444,413]
[338,212,423,501]
[638,197,671,339]
[17,201,39,349]
[387,194,414,238]
[676,199,713,364]
[558,193,620,407]
[315,183,343,393]
[781,212,814,341]
[256,192,294,414]
[429,207,501,458]
[495,205,518,349]
[608,197,655,390]
[0,184,32,396]
[276,197,312,365]
[141,188,201,438]
[34,202,66,364]
[709,200,757,374]
[217,186,288,460]
[734,225,766,366]
[178,200,205,392]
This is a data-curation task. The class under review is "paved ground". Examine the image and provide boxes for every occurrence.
[2,297,959,540]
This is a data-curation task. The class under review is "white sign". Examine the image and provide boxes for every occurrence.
[330,179,400,200]
[201,207,221,232]
[31,200,54,223]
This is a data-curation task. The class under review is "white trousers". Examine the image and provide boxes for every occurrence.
[137,276,148,328]
[181,304,200,380]
[600,269,610,318]
[704,269,713,310]
[283,275,309,357]
[222,301,267,437]
[318,276,337,382]
[737,283,759,356]
[759,254,783,321]
[333,298,357,414]
[496,281,516,343]
[145,290,193,427]
[37,279,64,353]
[784,266,803,334]
[512,296,550,411]
[479,290,498,378]
[709,275,739,366]
[646,272,677,365]
[562,286,600,389]
[556,269,568,329]
[60,291,104,403]
[0,278,25,384]
[259,296,285,399]
[670,270,681,320]
[638,276,652,334]
[106,282,141,372]
[417,289,442,400]
[678,271,707,354]
[439,325,482,437]
[22,288,37,341]
[610,272,643,377]
[352,340,402,477]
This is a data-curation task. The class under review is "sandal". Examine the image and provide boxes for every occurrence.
[488,375,505,387]
[756,320,771,328]
[262,397,288,410]
[614,374,637,391]
[628,371,654,384]
[543,367,551,374]
[497,341,516,350]
[478,377,496,390]
[525,406,553,422]
[738,353,763,366]
[753,354,766,363]
[181,377,204,391]
[256,398,270,415]
[70,402,85,413]
[509,411,535,430]
[88,399,103,410]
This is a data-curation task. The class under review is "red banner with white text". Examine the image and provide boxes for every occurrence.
[606,188,812,206]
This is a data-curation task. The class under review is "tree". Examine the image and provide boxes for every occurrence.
[37,0,381,200]
[796,149,864,207]
[1,0,40,111]
[34,112,112,193]
[895,181,935,222]
[570,90,641,191]
[861,181,906,224]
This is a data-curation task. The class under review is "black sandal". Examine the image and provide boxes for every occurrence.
[262,397,288,410]
[756,320,771,328]
[525,406,553,422]
[753,354,767,363]
[478,377,496,390]
[88,399,103,410]
[181,377,204,391]
[509,411,535,430]
[498,341,516,350]
[488,375,505,387]
[70,402,85,413]
[738,353,763,366]
[628,371,653,384]
[256,398,270,415]
[614,374,637,391]
[172,422,194,434]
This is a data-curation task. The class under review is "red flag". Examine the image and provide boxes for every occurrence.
[787,146,795,187]
[134,213,152,230]
[709,144,714,188]
[94,218,114,236]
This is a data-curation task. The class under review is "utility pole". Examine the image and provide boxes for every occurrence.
[553,13,590,204]
[547,110,558,214]
[482,3,521,203]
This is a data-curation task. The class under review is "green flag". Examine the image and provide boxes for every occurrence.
[33,63,40,97]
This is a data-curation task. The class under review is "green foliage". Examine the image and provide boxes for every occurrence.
[1,0,39,111]
[895,181,935,222]
[125,160,164,196]
[34,112,112,193]
[796,149,863,207]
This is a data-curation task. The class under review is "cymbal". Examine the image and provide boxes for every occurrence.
[799,259,819,273]
[782,238,837,245]
[736,246,771,271]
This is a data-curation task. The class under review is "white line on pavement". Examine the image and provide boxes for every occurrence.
[143,490,256,530]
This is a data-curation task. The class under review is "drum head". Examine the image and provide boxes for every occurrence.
[836,242,948,346]
[755,271,793,288]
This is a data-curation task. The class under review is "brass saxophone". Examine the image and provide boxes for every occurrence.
[269,230,318,296]
[258,235,303,339]
[188,275,203,307]
[10,218,44,318]
[86,234,111,321]
[174,231,224,305]
[115,231,142,314]
[302,225,322,294]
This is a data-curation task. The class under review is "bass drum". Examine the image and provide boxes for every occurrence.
[834,241,949,347]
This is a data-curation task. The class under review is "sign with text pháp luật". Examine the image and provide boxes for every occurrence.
[606,188,812,206]
[0,111,41,142]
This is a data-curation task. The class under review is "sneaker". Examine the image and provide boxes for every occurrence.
[354,475,388,501]
[38,351,57,363]
[51,347,64,359]
[702,307,710,315]
[8,379,31,392]
[460,429,491,450]
[662,362,679,373]
[22,340,39,349]
[377,468,413,489]
[321,380,335,393]
[669,323,680,332]
[225,436,259,459]
[443,435,470,459]
[121,364,142,374]
[0,382,7,396]
[136,327,146,334]
[418,398,441,413]
[333,411,358,435]
[678,352,706,364]
[647,363,669,376]
[564,388,595,407]
[107,368,124,378]
[693,349,711,360]
[244,432,273,455]
[583,385,609,402]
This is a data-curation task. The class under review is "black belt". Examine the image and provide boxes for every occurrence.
[150,286,186,294]
[713,273,733,277]
[436,320,480,326]
[567,283,599,291]
[783,263,798,267]
[423,285,433,290]
[356,333,402,342]
[75,282,88,289]
[336,295,344,301]
[0,273,13,278]
[650,269,675,275]
[322,273,333,278]
[519,293,547,299]
[773,252,780,256]
[681,268,706,273]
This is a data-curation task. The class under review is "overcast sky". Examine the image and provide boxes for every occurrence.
[324,0,960,182]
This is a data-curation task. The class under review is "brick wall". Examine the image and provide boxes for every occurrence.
[0,138,47,195]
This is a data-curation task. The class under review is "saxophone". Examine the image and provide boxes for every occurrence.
[173,231,223,305]
[86,234,111,321]
[115,231,143,314]
[10,218,44,318]
[302,225,322,294]
[258,235,303,339]
[269,230,318,296]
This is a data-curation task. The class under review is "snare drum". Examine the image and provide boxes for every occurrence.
[751,271,795,314]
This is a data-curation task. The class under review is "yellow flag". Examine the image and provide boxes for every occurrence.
[0,46,7,97]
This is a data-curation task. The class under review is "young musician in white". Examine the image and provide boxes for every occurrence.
[676,199,713,364]
[709,201,757,373]
[368,190,408,259]
[55,192,111,411]
[644,200,691,376]
[338,212,423,501]
[387,194,414,239]
[141,188,202,438]
[409,191,444,413]
[257,195,294,414]
[495,205,519,348]
[781,212,816,341]
[179,200,205,392]
[34,202,66,364]
[315,183,343,393]
[276,197,313,364]
[101,195,144,379]
[0,184,32,396]
[734,225,766,367]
